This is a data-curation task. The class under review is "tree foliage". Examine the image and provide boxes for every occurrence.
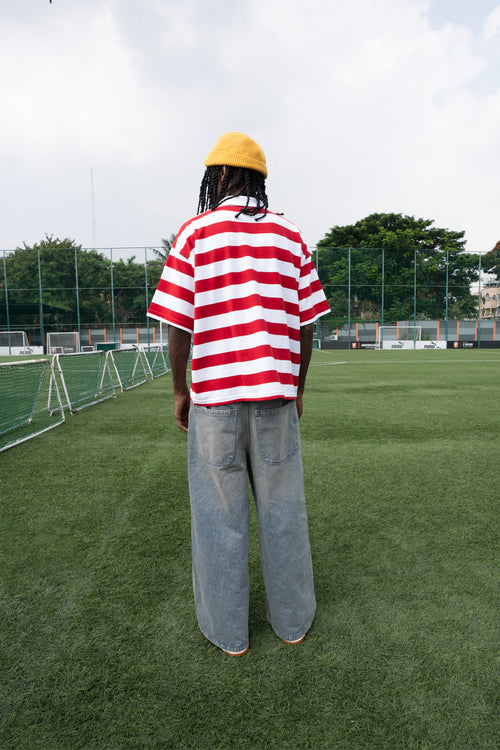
[317,213,480,321]
[482,240,500,279]
[2,235,164,328]
[152,233,177,263]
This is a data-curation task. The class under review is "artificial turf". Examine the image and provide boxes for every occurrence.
[1,349,499,748]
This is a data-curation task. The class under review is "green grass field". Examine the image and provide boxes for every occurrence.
[1,350,499,749]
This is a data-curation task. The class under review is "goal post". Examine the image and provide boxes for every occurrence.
[108,347,149,391]
[375,325,422,349]
[54,350,115,412]
[46,331,80,354]
[138,344,170,379]
[0,330,35,355]
[0,359,65,452]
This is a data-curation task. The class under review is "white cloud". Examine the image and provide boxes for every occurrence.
[483,3,500,39]
[0,0,498,252]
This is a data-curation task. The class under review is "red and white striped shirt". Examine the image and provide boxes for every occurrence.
[147,196,330,405]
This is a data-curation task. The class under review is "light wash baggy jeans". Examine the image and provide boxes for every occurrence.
[188,398,316,653]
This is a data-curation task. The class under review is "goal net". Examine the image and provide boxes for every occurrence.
[46,331,80,354]
[375,325,422,349]
[0,359,65,452]
[0,330,31,355]
[139,344,170,378]
[54,350,115,412]
[109,347,149,390]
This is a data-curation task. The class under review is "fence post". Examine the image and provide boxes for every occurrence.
[478,253,482,349]
[314,246,319,341]
[381,247,384,333]
[144,248,150,347]
[110,249,116,343]
[37,246,44,351]
[2,251,11,355]
[74,245,81,342]
[445,249,449,344]
[348,247,351,348]
[413,247,417,335]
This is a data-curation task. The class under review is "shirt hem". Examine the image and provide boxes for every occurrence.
[191,393,297,407]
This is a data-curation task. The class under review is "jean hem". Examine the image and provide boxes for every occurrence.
[268,609,316,643]
[198,624,249,654]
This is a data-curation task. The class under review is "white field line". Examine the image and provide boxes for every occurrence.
[310,358,500,367]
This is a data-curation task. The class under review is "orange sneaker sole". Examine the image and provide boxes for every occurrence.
[281,635,306,645]
[222,646,249,656]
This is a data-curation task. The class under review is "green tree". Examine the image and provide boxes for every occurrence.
[2,236,152,329]
[3,236,110,327]
[112,257,149,324]
[482,240,500,278]
[147,234,177,292]
[153,233,177,263]
[317,213,479,321]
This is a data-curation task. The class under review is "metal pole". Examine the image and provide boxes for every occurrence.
[314,246,319,341]
[478,253,482,349]
[348,247,351,348]
[37,246,44,352]
[413,247,417,343]
[445,249,449,344]
[2,251,11,355]
[110,249,116,343]
[74,245,81,346]
[145,247,150,347]
[381,247,384,337]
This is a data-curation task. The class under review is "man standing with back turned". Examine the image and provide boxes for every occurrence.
[148,132,330,656]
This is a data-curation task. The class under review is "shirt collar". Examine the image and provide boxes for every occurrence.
[217,195,258,208]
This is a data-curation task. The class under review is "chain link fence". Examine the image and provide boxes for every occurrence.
[1,245,499,353]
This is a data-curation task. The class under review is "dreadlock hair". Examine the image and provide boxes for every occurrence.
[197,165,268,220]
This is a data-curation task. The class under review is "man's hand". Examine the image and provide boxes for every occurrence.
[174,389,190,432]
[168,325,192,433]
[296,323,314,420]
[296,392,304,419]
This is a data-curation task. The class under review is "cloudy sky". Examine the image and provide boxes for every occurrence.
[1,0,499,257]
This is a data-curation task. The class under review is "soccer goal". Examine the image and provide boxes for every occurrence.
[0,330,36,355]
[139,344,170,378]
[0,359,65,452]
[54,350,115,412]
[108,347,149,391]
[375,325,422,349]
[46,331,80,355]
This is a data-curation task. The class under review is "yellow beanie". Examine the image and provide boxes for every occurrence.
[204,132,267,179]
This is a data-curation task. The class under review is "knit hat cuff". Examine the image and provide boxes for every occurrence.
[204,132,268,178]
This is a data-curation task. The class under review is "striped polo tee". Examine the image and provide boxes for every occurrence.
[147,196,330,406]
